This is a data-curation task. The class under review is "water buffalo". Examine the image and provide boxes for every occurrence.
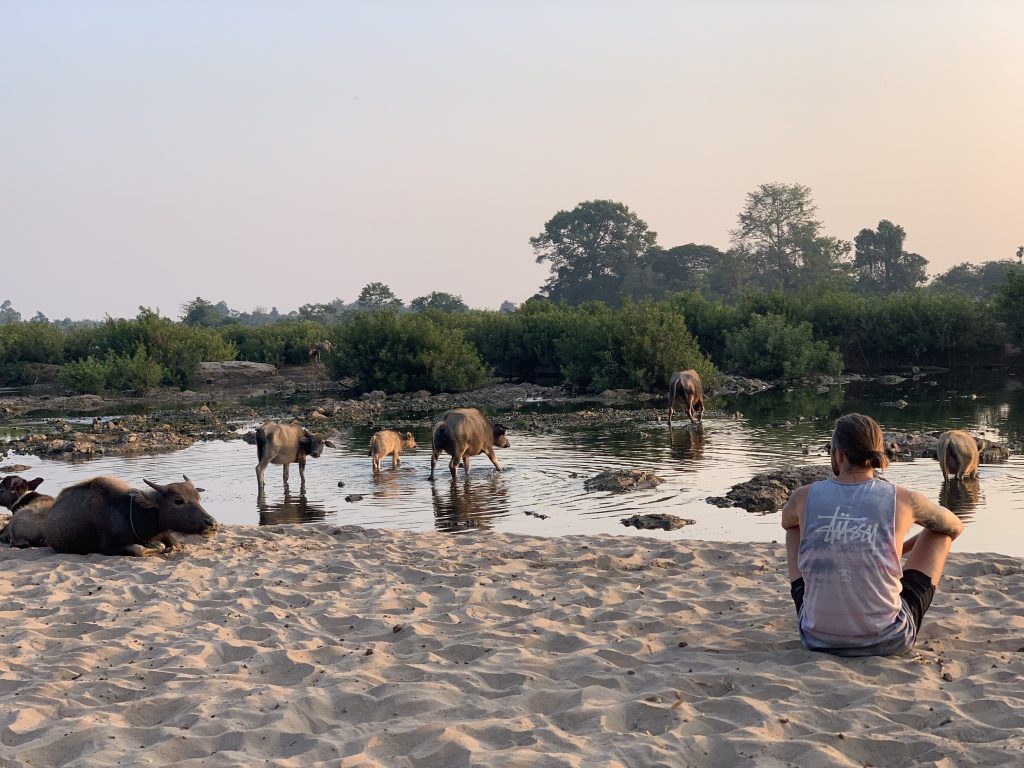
[937,429,980,481]
[255,421,336,491]
[369,429,417,472]
[0,476,54,548]
[668,369,704,426]
[308,340,333,364]
[430,408,509,481]
[41,475,218,557]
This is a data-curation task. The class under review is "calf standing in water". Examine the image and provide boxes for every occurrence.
[430,408,509,481]
[667,369,704,427]
[369,429,417,472]
[255,421,336,491]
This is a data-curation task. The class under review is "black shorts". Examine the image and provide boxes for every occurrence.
[790,569,936,631]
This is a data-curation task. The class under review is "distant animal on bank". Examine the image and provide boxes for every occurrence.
[41,475,217,557]
[255,421,336,490]
[937,429,980,482]
[369,429,417,472]
[0,476,54,548]
[308,340,334,364]
[667,369,705,426]
[430,408,509,481]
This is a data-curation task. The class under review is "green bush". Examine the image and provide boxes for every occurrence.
[0,321,65,366]
[219,321,325,366]
[553,300,717,393]
[103,347,164,392]
[325,312,491,393]
[57,347,164,394]
[65,308,236,389]
[725,313,843,380]
[59,357,109,394]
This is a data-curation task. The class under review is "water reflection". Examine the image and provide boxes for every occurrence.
[257,487,329,525]
[939,478,981,522]
[431,475,508,533]
[669,425,705,462]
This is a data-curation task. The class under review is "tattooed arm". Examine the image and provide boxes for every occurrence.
[906,490,964,540]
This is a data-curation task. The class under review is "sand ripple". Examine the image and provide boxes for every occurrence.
[0,526,1021,766]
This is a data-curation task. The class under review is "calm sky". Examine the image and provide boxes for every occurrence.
[2,1,1021,320]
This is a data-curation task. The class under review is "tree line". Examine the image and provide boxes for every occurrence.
[1,181,1022,394]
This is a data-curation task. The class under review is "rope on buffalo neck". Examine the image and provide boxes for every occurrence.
[129,494,145,544]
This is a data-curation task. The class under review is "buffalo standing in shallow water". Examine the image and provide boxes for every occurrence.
[667,369,705,427]
[42,475,218,557]
[430,408,509,481]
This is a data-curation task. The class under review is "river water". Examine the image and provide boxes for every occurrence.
[3,371,1024,557]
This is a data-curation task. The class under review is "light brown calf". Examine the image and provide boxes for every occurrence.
[369,430,417,472]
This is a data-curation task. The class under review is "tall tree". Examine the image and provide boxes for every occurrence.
[0,300,21,325]
[930,260,1024,300]
[853,220,927,294]
[357,282,403,311]
[531,200,657,304]
[645,243,724,296]
[410,292,468,313]
[731,183,837,292]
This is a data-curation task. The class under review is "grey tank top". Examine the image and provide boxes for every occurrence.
[798,477,916,656]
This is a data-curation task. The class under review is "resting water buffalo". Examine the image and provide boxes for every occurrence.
[0,476,54,548]
[937,429,980,481]
[41,475,218,556]
[256,421,336,490]
[369,429,417,472]
[430,408,509,481]
[667,369,705,426]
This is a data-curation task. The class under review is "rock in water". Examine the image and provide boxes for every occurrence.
[584,470,664,492]
[706,466,832,513]
[620,513,695,531]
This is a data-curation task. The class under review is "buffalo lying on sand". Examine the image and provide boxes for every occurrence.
[430,408,509,481]
[0,476,54,548]
[42,475,218,557]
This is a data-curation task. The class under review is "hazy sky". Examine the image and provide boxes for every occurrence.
[2,1,1021,320]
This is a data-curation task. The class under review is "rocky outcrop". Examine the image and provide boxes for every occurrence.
[706,466,832,513]
[197,361,279,382]
[620,513,695,531]
[584,470,664,493]
[882,431,1011,463]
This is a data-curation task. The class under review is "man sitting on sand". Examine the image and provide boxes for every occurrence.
[781,413,964,657]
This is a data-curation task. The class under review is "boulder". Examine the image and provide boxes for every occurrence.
[584,470,664,493]
[706,466,832,513]
[197,361,279,382]
[620,513,695,531]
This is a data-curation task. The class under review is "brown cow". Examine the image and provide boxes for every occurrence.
[255,421,336,490]
[430,408,509,480]
[0,476,54,548]
[369,429,417,472]
[937,429,980,482]
[41,475,217,557]
[667,369,705,426]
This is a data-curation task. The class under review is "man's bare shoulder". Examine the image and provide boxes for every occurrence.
[781,484,811,529]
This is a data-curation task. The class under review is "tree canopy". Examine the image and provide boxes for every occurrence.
[853,220,927,294]
[531,200,657,304]
[356,282,403,311]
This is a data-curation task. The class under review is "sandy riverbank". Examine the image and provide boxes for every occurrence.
[0,526,1022,767]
